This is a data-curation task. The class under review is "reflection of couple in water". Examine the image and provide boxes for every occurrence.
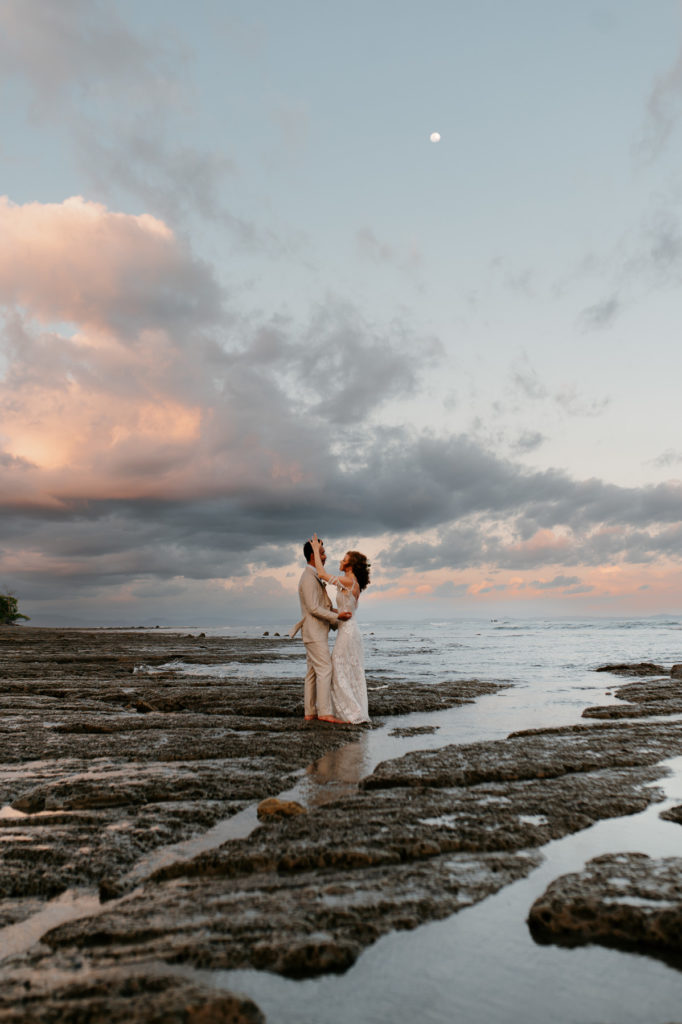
[290,534,370,725]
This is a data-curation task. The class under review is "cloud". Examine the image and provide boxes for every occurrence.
[0,0,157,107]
[0,196,439,519]
[2,194,682,618]
[382,507,682,576]
[529,575,581,590]
[511,430,545,453]
[639,40,682,159]
[356,227,394,264]
[0,0,248,237]
[0,196,222,335]
[78,126,250,238]
[651,448,682,468]
[355,227,422,275]
[578,295,621,331]
[554,385,610,418]
[431,580,469,598]
[510,358,548,401]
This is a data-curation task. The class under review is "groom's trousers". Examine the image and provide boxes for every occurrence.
[303,640,333,718]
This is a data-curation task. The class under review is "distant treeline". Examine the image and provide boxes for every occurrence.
[0,594,30,624]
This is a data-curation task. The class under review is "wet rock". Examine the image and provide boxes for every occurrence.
[660,804,682,826]
[595,661,666,676]
[389,725,438,738]
[369,678,502,717]
[99,877,127,903]
[0,970,265,1023]
[53,720,116,734]
[583,677,682,720]
[256,797,306,821]
[4,627,682,1016]
[363,720,682,790]
[35,850,540,979]
[251,935,357,976]
[132,699,156,713]
[11,793,46,814]
[0,628,501,908]
[528,852,682,963]
[20,724,671,981]
[671,664,682,679]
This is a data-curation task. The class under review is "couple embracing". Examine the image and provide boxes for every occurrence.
[290,534,371,725]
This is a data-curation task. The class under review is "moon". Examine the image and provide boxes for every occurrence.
[429,132,441,143]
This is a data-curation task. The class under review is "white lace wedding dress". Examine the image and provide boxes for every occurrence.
[329,581,369,724]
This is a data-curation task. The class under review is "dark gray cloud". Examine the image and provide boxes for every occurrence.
[219,299,442,426]
[4,403,682,620]
[381,498,682,574]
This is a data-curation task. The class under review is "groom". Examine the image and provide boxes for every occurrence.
[290,537,351,721]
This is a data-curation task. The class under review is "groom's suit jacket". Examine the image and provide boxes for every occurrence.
[290,565,339,642]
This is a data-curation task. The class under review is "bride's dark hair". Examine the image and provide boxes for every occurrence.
[345,551,370,591]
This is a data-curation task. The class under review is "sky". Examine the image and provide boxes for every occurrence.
[2,0,682,625]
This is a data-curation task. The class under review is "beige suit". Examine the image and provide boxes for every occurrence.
[291,565,338,717]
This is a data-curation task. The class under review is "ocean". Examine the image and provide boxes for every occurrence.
[173,614,682,739]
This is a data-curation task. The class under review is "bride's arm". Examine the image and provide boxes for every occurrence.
[311,534,355,590]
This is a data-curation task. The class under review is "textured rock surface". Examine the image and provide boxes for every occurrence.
[365,719,682,790]
[0,627,504,1018]
[595,662,667,676]
[528,852,682,963]
[30,849,539,980]
[256,797,306,821]
[0,628,498,902]
[585,664,682,719]
[3,722,670,986]
[661,804,682,826]
[0,970,265,1023]
[3,630,682,1020]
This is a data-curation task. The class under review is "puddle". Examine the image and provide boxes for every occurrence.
[0,889,104,963]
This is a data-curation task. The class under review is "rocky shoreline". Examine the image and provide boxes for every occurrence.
[0,628,681,1021]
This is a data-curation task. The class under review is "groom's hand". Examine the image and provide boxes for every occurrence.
[338,611,352,620]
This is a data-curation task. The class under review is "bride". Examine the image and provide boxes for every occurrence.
[310,533,371,725]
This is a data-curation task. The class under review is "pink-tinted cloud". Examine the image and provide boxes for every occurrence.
[0,196,228,505]
[0,197,431,512]
[0,195,220,334]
